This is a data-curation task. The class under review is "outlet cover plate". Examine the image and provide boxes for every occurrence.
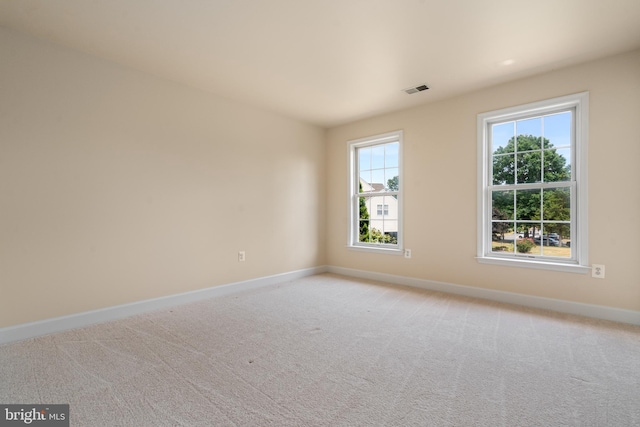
[592,264,605,279]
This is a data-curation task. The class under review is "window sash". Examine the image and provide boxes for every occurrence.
[485,182,576,262]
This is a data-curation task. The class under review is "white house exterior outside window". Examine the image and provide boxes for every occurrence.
[477,93,589,273]
[348,131,403,253]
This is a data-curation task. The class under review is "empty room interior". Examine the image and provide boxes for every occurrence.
[1,1,639,426]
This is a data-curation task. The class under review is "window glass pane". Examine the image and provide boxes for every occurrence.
[492,239,513,253]
[377,219,397,235]
[515,223,535,239]
[492,122,515,153]
[492,190,514,220]
[359,197,372,220]
[359,147,371,171]
[541,224,570,257]
[492,222,513,251]
[543,187,570,222]
[359,172,372,192]
[385,142,399,167]
[358,229,370,242]
[544,223,571,243]
[385,168,399,191]
[541,232,570,257]
[378,221,398,244]
[517,117,542,148]
[516,222,541,255]
[543,148,571,182]
[370,169,385,187]
[542,243,570,258]
[515,134,541,152]
[544,221,570,251]
[493,154,515,185]
[543,111,571,148]
[381,196,396,220]
[371,145,385,169]
[549,224,573,258]
[516,151,542,183]
[515,189,541,221]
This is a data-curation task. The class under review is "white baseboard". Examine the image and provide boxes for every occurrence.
[0,266,328,345]
[327,266,640,326]
[3,264,636,345]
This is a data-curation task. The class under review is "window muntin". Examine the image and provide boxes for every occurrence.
[478,93,588,272]
[349,131,402,251]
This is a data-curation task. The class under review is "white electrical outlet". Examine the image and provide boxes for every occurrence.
[404,249,411,259]
[238,251,246,262]
[592,264,605,279]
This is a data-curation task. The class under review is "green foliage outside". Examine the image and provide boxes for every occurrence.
[492,135,570,185]
[492,135,571,241]
[516,238,536,253]
[387,176,399,192]
[492,206,511,241]
[362,228,397,244]
[358,183,369,239]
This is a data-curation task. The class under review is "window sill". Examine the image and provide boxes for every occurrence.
[347,245,404,255]
[476,256,591,274]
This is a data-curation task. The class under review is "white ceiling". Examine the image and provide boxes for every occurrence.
[1,0,639,127]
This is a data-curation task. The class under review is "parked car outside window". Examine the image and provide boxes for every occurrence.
[534,235,560,246]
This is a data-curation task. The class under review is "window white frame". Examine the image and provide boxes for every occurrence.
[477,93,589,273]
[348,130,403,254]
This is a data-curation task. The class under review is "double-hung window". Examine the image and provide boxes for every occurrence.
[477,93,589,273]
[348,131,402,252]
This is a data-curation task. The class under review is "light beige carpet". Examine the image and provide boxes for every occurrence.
[1,273,639,426]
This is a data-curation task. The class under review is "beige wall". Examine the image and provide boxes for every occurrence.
[327,49,640,312]
[0,28,326,328]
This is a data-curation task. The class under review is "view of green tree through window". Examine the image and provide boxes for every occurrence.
[490,111,573,258]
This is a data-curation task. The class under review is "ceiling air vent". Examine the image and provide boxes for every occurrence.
[404,84,429,95]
